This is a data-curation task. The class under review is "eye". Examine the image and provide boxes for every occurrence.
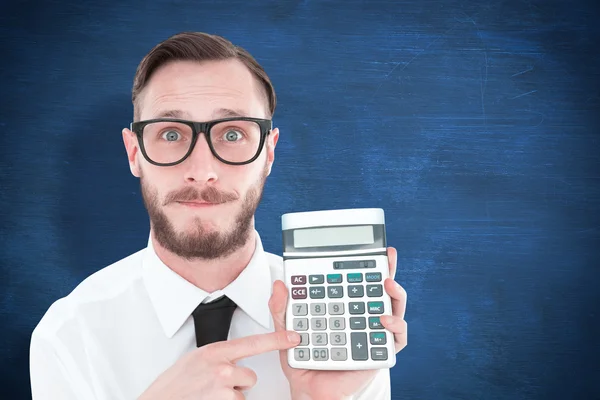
[223,130,243,142]
[161,130,181,141]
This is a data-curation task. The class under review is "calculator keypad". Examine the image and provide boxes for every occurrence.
[289,270,389,363]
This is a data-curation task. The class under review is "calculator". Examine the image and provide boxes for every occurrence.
[282,208,396,370]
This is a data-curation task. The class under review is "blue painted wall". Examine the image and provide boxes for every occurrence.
[1,0,598,398]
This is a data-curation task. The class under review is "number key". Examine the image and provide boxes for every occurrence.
[330,332,347,345]
[293,318,308,331]
[293,303,308,316]
[294,348,310,361]
[310,303,326,315]
[311,317,327,331]
[329,317,345,330]
[312,332,328,346]
[328,302,344,315]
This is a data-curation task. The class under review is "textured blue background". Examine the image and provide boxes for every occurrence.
[1,0,599,398]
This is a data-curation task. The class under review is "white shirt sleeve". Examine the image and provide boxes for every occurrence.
[351,368,392,399]
[29,330,93,400]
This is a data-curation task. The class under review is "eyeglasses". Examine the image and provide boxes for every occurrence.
[129,117,272,166]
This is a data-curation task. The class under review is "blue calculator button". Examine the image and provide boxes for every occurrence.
[368,301,384,314]
[347,273,363,283]
[365,272,382,282]
[327,274,343,283]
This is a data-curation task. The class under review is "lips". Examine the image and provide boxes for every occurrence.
[177,201,219,208]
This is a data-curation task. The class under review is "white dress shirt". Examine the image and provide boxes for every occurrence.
[30,230,391,399]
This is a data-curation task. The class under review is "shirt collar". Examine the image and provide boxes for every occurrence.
[142,230,274,339]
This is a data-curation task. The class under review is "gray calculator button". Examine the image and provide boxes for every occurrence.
[365,272,382,282]
[328,302,344,315]
[349,302,365,315]
[293,303,308,316]
[331,348,348,361]
[366,284,383,297]
[311,317,327,331]
[369,317,384,329]
[351,332,368,361]
[293,318,309,331]
[329,317,345,330]
[312,348,329,361]
[330,332,347,345]
[348,285,364,298]
[309,286,325,299]
[309,274,324,284]
[350,317,366,330]
[327,285,343,298]
[368,301,384,314]
[371,347,388,360]
[312,332,328,346]
[310,303,326,315]
[294,348,310,361]
[299,333,309,346]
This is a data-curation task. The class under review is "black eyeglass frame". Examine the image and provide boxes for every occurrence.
[129,117,273,167]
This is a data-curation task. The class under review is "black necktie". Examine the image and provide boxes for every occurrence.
[191,295,237,347]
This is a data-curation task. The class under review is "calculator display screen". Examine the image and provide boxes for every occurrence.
[293,225,374,248]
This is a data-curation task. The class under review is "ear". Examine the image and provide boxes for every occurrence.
[122,128,141,178]
[265,127,279,176]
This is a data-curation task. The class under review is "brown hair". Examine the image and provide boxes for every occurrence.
[131,32,276,121]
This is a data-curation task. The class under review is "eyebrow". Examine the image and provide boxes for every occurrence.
[154,108,251,120]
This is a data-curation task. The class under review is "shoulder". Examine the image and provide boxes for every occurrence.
[264,250,284,281]
[31,248,146,340]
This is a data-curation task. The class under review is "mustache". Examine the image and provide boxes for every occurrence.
[163,186,239,205]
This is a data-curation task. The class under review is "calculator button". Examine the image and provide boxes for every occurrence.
[371,347,388,360]
[327,274,343,283]
[348,285,364,298]
[368,301,384,314]
[366,284,383,297]
[309,286,325,299]
[312,348,329,361]
[350,317,366,330]
[310,303,326,315]
[369,316,384,329]
[370,332,387,345]
[309,274,324,284]
[347,273,363,283]
[330,332,347,345]
[292,303,308,316]
[327,285,343,298]
[291,287,307,299]
[331,348,348,361]
[349,302,365,315]
[329,317,345,330]
[294,348,310,361]
[291,275,306,285]
[365,272,382,282]
[299,333,309,346]
[328,302,344,315]
[293,318,309,331]
[351,332,368,361]
[312,332,328,346]
[311,317,327,331]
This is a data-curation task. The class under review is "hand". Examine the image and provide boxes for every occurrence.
[137,331,301,400]
[269,247,408,400]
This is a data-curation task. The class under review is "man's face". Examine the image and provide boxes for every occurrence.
[122,59,279,260]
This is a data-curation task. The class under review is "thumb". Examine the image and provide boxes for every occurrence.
[268,280,289,332]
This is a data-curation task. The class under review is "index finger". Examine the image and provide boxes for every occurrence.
[215,330,300,362]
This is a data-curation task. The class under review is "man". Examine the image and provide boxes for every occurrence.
[29,32,408,399]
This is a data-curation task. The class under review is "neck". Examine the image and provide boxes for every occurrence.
[150,227,257,293]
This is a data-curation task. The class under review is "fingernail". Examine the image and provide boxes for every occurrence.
[287,331,300,343]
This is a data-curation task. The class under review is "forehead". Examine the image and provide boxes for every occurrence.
[138,59,267,120]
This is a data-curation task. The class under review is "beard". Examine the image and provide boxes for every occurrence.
[140,164,268,261]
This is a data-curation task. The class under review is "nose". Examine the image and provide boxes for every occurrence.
[182,133,219,184]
